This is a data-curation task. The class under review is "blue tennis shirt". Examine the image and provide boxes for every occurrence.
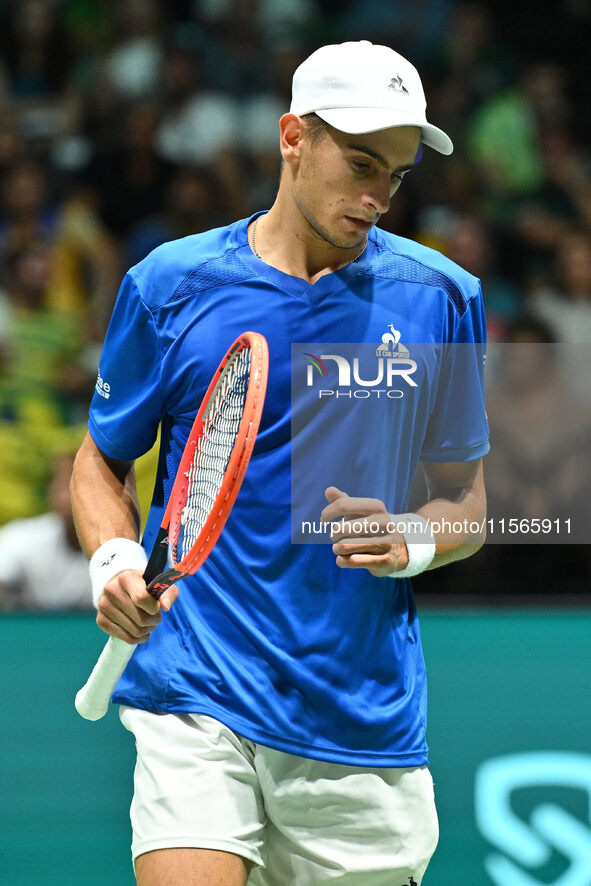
[89,214,489,767]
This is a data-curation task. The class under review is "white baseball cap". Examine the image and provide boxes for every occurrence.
[290,40,453,156]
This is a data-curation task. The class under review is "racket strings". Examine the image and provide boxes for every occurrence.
[173,347,252,563]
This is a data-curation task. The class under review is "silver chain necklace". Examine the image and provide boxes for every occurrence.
[250,215,368,264]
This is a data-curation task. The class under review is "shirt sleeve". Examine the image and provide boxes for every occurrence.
[88,272,165,460]
[420,283,490,463]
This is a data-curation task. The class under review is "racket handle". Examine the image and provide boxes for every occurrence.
[75,531,169,721]
[75,636,134,720]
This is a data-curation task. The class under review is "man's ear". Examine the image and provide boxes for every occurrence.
[279,113,305,167]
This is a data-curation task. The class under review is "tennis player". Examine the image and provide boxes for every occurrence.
[71,41,488,886]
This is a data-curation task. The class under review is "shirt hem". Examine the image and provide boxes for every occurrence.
[112,692,428,768]
[421,438,490,463]
[88,416,149,462]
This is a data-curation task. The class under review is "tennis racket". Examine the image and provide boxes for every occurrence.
[75,330,268,721]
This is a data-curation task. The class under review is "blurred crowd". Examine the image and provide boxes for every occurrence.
[1,0,590,607]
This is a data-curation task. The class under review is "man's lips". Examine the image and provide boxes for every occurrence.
[345,216,375,232]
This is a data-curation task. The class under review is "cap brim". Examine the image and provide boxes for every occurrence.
[315,107,453,155]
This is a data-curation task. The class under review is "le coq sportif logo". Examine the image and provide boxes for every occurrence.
[388,74,409,94]
[303,325,418,400]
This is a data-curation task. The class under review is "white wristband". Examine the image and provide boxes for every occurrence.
[388,513,436,578]
[89,538,148,608]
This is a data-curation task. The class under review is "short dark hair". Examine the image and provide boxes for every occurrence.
[301,112,329,145]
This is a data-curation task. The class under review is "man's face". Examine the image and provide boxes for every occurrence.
[291,122,421,251]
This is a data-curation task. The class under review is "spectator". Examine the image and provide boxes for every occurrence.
[0,452,91,609]
[466,69,545,205]
[415,314,591,596]
[196,0,319,53]
[443,212,523,337]
[482,315,591,592]
[104,0,164,100]
[154,43,238,166]
[485,315,591,527]
[432,3,515,144]
[0,117,27,179]
[529,230,591,343]
[78,100,177,241]
[0,0,73,100]
[0,240,92,426]
[511,126,591,283]
[336,0,455,64]
[0,158,58,255]
[126,164,231,266]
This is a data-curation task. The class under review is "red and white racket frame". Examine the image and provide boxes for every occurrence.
[75,331,268,720]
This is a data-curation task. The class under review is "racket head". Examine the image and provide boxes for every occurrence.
[167,330,268,576]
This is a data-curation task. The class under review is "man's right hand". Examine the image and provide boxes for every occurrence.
[96,570,178,644]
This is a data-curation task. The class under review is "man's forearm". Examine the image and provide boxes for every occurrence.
[418,458,487,570]
[70,432,171,641]
[416,494,486,570]
[70,432,141,559]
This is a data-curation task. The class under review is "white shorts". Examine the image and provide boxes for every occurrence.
[120,706,439,885]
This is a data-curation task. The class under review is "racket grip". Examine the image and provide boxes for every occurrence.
[75,636,134,720]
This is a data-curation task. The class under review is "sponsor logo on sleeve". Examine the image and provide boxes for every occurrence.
[95,373,111,400]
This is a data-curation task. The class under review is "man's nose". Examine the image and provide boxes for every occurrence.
[363,176,391,215]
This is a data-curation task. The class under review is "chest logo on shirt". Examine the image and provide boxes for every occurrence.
[303,325,417,400]
[376,324,411,359]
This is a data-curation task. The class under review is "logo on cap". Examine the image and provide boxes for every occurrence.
[388,75,408,95]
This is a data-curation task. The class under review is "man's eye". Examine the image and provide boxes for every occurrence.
[391,172,403,183]
[352,161,370,173]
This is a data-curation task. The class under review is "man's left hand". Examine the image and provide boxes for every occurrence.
[321,486,409,577]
